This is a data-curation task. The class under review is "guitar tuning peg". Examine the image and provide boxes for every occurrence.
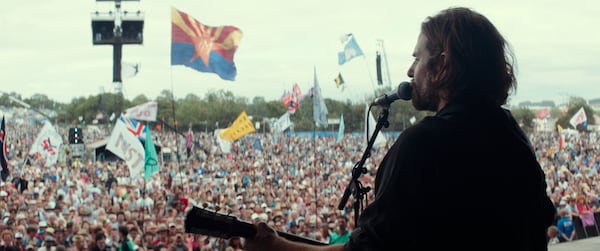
[227,208,233,215]
[214,205,221,212]
[202,202,209,209]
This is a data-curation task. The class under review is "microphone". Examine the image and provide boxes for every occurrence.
[371,81,412,106]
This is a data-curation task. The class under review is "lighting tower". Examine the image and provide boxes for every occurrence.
[91,0,144,110]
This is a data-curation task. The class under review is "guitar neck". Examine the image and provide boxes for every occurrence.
[185,206,328,246]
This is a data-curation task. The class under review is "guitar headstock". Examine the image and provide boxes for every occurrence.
[184,205,256,239]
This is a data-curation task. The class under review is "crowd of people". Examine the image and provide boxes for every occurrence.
[0,111,599,251]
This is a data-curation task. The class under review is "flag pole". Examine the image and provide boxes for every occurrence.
[170,59,186,194]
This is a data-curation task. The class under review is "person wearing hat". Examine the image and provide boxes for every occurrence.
[153,224,169,247]
[14,232,24,249]
[37,235,56,251]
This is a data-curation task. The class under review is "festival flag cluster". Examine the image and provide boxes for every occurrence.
[281,83,303,114]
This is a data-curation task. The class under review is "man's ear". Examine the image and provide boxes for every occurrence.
[434,51,447,72]
[439,52,448,65]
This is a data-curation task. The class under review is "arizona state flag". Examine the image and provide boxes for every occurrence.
[171,7,243,81]
[0,116,9,181]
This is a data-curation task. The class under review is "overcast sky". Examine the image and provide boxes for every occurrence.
[1,0,599,106]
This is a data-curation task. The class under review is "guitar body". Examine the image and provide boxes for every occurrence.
[185,206,328,246]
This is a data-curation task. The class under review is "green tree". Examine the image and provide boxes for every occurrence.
[510,107,536,134]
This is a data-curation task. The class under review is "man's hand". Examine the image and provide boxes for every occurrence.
[245,222,279,251]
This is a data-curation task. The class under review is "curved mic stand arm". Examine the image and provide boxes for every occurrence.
[337,105,390,225]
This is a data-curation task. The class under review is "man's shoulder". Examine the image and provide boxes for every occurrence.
[397,116,447,142]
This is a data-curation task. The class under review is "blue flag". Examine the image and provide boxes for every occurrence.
[312,66,328,127]
[338,34,364,65]
[252,137,263,151]
[337,114,345,143]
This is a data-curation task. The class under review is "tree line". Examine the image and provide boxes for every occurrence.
[0,91,595,134]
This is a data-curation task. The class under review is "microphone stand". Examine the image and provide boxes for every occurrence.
[338,105,390,225]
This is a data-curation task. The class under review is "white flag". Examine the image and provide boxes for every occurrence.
[214,129,231,154]
[106,119,145,179]
[125,101,158,122]
[272,112,292,133]
[365,104,387,148]
[122,62,140,78]
[29,121,63,167]
[569,107,587,128]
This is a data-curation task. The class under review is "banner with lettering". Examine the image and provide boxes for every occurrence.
[125,101,158,122]
[106,119,145,178]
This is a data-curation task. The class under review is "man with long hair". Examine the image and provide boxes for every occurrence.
[245,7,555,251]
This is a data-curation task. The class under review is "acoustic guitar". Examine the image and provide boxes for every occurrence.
[184,206,328,246]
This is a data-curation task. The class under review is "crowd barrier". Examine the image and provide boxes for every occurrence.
[572,212,600,240]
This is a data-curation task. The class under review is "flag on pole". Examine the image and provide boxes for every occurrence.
[122,62,140,79]
[337,114,345,144]
[119,115,147,141]
[125,101,158,122]
[144,127,159,180]
[312,66,328,127]
[281,83,303,114]
[568,107,587,128]
[29,121,63,167]
[219,111,256,141]
[171,7,243,81]
[338,33,364,65]
[334,73,345,89]
[107,119,144,179]
[271,112,292,133]
[0,116,9,181]
[214,129,231,153]
[557,124,564,150]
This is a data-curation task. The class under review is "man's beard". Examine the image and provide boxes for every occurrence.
[411,80,440,112]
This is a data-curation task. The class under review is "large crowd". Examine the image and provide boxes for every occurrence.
[0,109,599,250]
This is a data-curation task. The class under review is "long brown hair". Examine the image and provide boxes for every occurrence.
[421,7,516,106]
